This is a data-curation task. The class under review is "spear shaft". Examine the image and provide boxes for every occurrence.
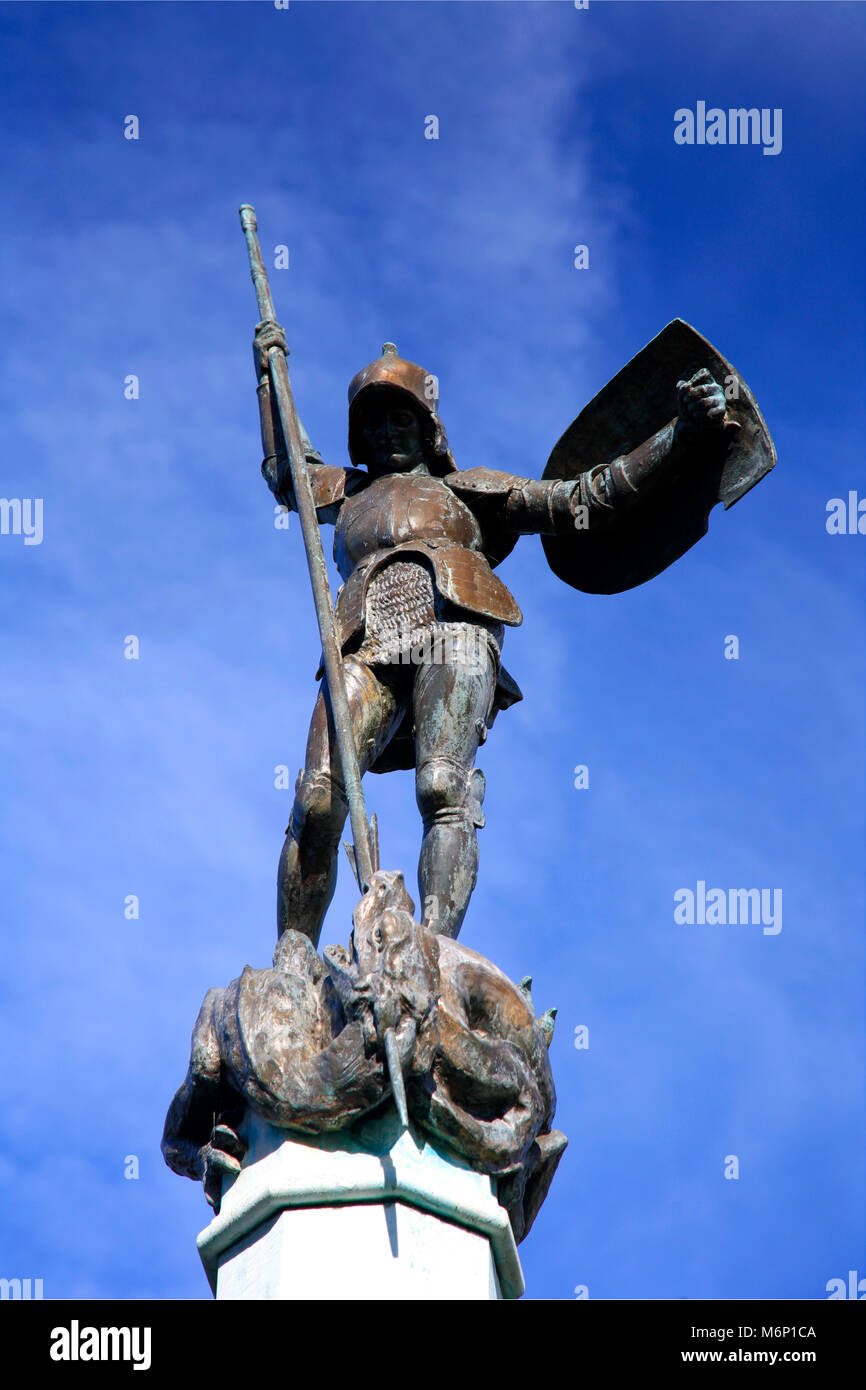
[239,205,375,892]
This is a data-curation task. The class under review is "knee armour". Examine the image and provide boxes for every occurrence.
[416,756,486,831]
[288,769,349,842]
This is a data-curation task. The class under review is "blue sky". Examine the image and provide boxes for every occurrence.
[0,0,863,1302]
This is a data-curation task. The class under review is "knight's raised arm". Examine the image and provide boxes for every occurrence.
[445,367,734,538]
[254,320,361,522]
[259,393,345,521]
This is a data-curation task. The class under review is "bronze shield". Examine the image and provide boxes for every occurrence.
[541,319,777,594]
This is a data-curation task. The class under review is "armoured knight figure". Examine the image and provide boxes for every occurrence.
[254,322,752,946]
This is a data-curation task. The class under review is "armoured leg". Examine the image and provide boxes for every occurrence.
[278,658,401,947]
[413,642,496,939]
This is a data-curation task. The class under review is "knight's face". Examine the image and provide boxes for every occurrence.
[360,402,426,474]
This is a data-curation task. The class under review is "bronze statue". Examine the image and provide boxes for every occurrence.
[254,323,773,946]
[161,207,775,1251]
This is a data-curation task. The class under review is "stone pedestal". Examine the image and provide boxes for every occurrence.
[197,1107,524,1300]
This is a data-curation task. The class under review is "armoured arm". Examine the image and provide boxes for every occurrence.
[444,469,583,537]
[254,321,364,523]
[570,412,736,525]
[447,369,734,536]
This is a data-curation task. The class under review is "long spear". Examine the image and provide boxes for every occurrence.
[239,205,376,894]
[238,206,409,1130]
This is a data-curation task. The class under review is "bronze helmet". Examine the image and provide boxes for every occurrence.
[347,343,456,475]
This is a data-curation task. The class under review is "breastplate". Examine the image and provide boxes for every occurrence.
[333,473,482,580]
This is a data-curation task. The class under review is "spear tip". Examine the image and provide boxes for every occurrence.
[384,1027,409,1131]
